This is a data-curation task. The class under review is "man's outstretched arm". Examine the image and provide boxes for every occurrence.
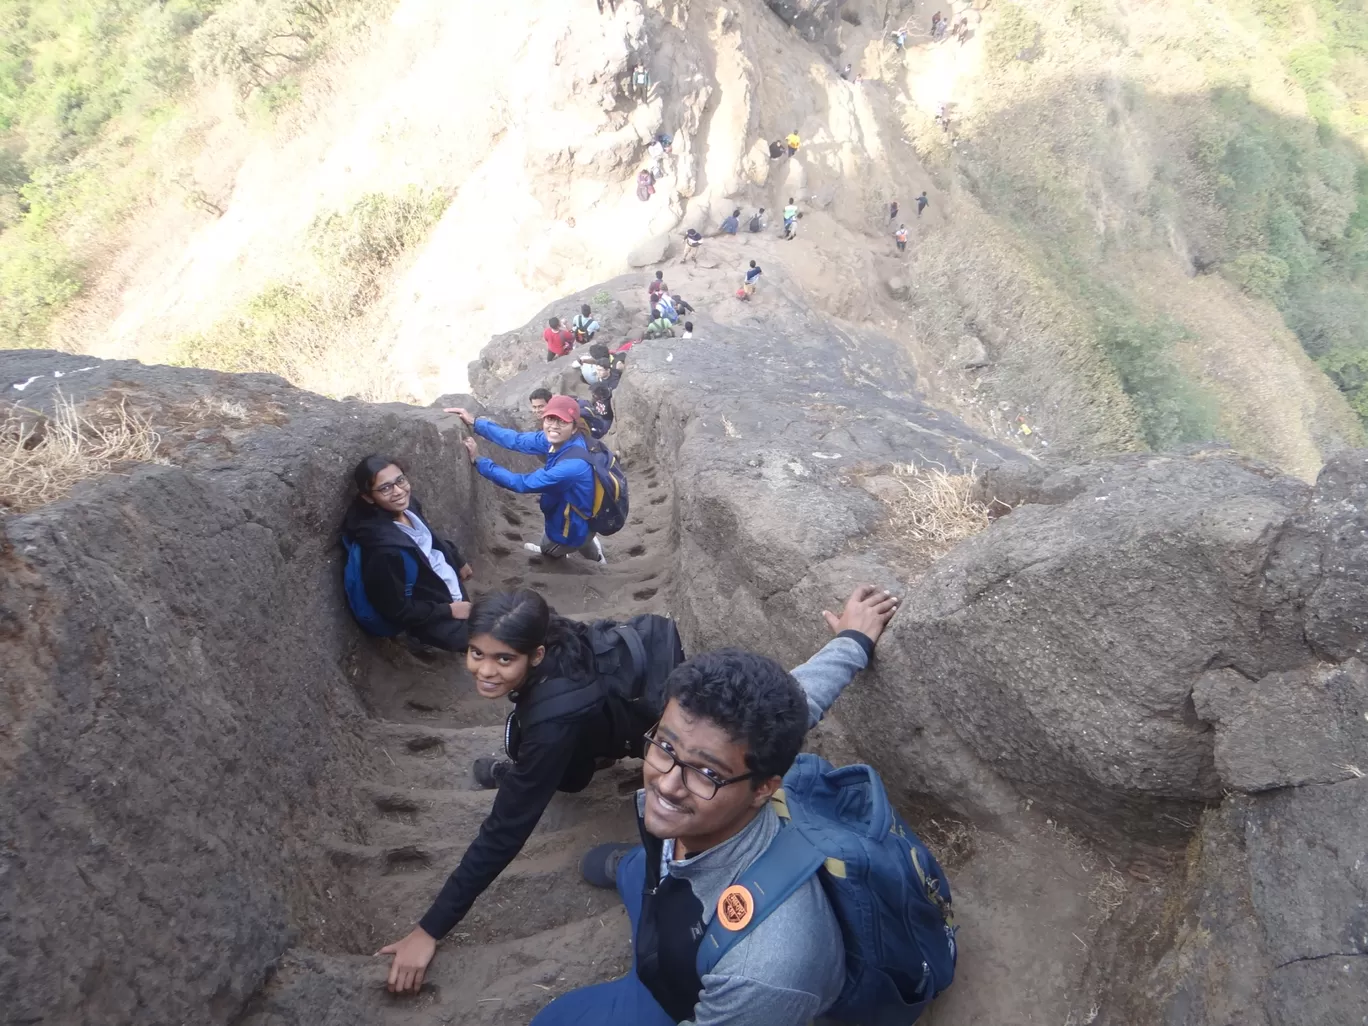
[789,585,899,728]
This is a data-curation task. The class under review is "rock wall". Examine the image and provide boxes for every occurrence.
[0,352,482,1026]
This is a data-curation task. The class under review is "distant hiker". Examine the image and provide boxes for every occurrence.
[671,294,695,318]
[681,321,694,339]
[447,399,609,563]
[890,199,899,221]
[721,208,741,234]
[748,208,766,233]
[786,130,801,157]
[596,0,617,13]
[954,17,969,42]
[543,317,573,361]
[682,228,703,262]
[895,224,908,253]
[917,191,929,216]
[529,388,553,423]
[648,270,668,306]
[580,385,615,438]
[782,198,799,239]
[599,346,627,390]
[376,588,686,996]
[341,456,472,651]
[648,138,667,179]
[631,62,650,100]
[840,63,853,80]
[644,311,676,339]
[636,168,656,203]
[573,352,609,388]
[892,27,907,49]
[571,305,600,347]
[931,11,945,39]
[531,586,953,1026]
[744,259,763,297]
[768,139,785,160]
[656,293,679,323]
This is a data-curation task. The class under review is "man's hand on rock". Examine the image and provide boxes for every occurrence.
[823,584,899,646]
[458,563,474,581]
[444,407,476,426]
[462,437,479,463]
[450,601,472,620]
[376,926,437,994]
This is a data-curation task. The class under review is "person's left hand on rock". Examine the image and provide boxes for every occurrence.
[444,407,476,426]
[463,437,479,463]
[459,563,474,581]
[822,584,899,646]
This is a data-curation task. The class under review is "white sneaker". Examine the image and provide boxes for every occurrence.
[523,542,544,555]
[589,537,606,564]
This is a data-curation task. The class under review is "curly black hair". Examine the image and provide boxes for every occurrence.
[663,649,808,783]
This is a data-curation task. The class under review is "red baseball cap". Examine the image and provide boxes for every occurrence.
[542,395,581,423]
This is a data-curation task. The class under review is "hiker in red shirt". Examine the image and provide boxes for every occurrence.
[647,271,668,307]
[543,317,573,361]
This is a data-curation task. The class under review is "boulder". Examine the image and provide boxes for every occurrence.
[0,351,484,1026]
[1193,660,1368,792]
[897,453,1311,839]
[627,233,672,267]
[886,276,910,299]
[1302,451,1368,661]
[1122,778,1368,1026]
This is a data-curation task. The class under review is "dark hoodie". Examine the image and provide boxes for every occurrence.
[341,496,468,649]
[417,641,625,939]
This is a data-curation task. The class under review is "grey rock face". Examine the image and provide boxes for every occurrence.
[1194,661,1368,792]
[1,350,482,1026]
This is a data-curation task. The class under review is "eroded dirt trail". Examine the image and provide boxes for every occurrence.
[240,462,675,1025]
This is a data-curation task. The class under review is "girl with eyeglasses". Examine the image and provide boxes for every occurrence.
[341,455,473,651]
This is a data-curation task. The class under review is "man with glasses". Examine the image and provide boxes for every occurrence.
[531,586,899,1026]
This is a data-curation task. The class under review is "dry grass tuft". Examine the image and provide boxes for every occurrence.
[885,463,992,546]
[917,815,979,871]
[1,394,166,514]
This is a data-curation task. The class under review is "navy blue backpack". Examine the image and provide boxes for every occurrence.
[341,535,417,637]
[697,753,957,1025]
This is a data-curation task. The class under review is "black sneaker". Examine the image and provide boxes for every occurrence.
[580,842,636,888]
[472,756,512,790]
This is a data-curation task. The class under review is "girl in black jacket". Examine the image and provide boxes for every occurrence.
[376,589,682,994]
[342,455,472,650]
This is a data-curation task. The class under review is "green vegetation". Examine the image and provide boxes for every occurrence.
[987,3,1042,68]
[0,0,382,347]
[1198,86,1368,422]
[172,188,448,392]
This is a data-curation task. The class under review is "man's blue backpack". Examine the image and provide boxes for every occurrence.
[341,535,417,636]
[696,753,957,1025]
[560,443,630,536]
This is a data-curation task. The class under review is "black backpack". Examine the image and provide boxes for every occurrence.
[506,615,685,759]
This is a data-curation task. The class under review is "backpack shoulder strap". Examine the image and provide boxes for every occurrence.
[613,623,647,684]
[695,821,827,978]
[400,549,419,598]
[516,675,602,730]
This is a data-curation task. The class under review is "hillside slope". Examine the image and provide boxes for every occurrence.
[6,0,1367,475]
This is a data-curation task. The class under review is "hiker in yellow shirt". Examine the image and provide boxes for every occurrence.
[786,131,801,157]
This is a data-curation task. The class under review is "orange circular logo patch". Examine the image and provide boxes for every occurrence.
[717,884,754,931]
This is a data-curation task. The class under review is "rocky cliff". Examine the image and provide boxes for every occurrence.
[3,280,1366,1026]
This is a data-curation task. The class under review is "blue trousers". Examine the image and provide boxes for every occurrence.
[529,846,676,1026]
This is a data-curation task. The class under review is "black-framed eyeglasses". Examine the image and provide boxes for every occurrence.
[373,474,409,496]
[643,725,752,800]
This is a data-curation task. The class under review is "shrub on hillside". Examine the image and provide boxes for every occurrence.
[987,3,1042,68]
[1226,251,1290,302]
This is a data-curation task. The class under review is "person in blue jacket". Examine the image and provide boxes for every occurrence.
[446,395,607,564]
